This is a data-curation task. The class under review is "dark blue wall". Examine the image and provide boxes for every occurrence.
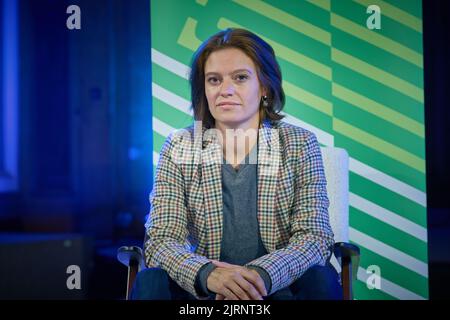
[1,0,152,240]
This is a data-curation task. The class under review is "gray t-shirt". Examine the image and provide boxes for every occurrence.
[195,143,272,298]
[220,142,267,264]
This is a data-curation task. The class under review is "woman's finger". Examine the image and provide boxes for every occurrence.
[211,260,234,268]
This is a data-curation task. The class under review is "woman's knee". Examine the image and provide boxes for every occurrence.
[136,267,170,283]
[290,264,343,300]
[130,268,171,300]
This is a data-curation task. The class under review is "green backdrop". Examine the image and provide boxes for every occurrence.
[150,0,427,300]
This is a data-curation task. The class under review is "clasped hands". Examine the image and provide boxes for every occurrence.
[206,260,267,300]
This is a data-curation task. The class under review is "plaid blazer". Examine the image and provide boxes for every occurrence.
[144,119,334,299]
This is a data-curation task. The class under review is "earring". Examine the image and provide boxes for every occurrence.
[262,96,269,107]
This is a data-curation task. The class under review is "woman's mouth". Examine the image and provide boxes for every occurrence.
[217,102,240,110]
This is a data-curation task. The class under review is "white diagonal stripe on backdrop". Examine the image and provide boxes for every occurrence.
[152,82,192,115]
[350,192,427,242]
[357,266,426,300]
[282,112,335,146]
[350,228,428,278]
[349,157,426,207]
[153,116,176,138]
[152,48,190,80]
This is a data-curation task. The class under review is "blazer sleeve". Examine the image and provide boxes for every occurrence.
[245,131,334,295]
[144,132,211,299]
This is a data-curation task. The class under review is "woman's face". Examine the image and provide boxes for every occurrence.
[204,48,265,128]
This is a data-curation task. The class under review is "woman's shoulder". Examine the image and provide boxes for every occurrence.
[163,124,197,145]
[155,125,199,164]
[274,120,318,145]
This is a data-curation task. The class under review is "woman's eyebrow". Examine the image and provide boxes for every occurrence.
[205,68,253,77]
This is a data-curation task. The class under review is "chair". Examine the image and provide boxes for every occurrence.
[320,147,360,300]
[117,147,360,300]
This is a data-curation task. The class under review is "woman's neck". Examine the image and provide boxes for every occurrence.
[215,117,260,167]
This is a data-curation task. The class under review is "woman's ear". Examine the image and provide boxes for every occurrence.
[261,87,268,97]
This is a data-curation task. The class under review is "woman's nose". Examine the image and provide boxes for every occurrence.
[220,78,235,96]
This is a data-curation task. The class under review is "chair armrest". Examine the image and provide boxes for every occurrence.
[117,245,145,269]
[333,242,360,300]
[117,246,145,300]
[334,242,360,260]
[333,242,360,279]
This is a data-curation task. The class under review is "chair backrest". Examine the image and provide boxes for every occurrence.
[320,147,350,243]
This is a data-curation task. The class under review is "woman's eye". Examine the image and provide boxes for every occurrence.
[207,77,220,84]
[235,74,249,82]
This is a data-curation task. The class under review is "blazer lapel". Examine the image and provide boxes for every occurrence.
[200,126,223,260]
[257,120,281,253]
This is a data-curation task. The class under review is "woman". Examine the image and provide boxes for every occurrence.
[135,28,341,300]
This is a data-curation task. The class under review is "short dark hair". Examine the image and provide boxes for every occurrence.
[189,28,285,129]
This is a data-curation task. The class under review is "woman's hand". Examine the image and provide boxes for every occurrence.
[207,260,267,300]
